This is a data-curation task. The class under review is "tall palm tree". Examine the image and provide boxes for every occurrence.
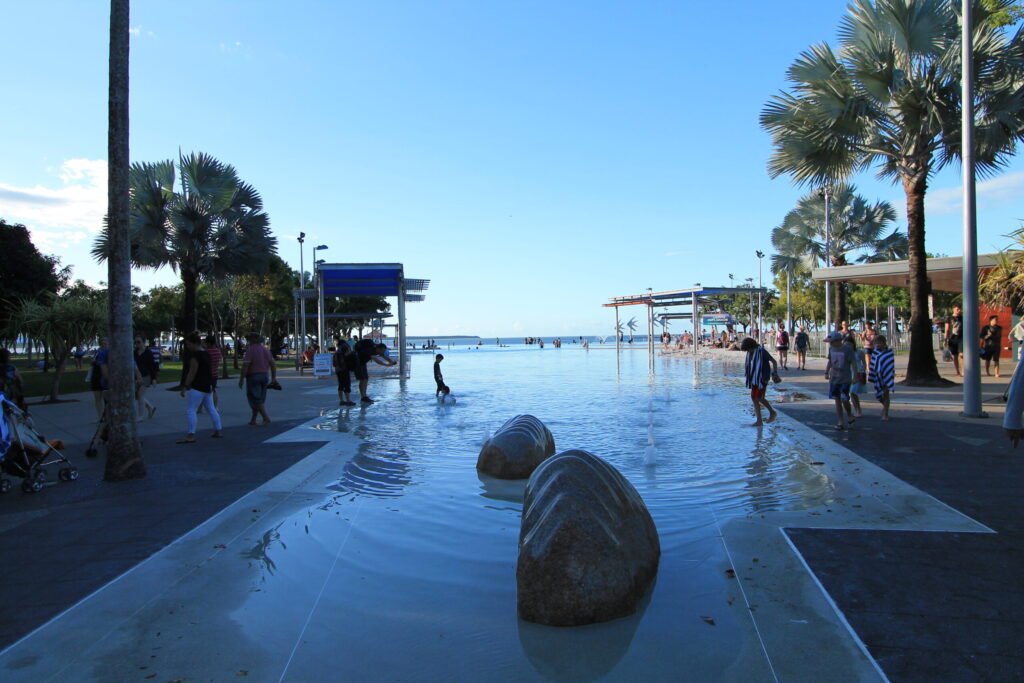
[104,0,145,480]
[770,184,907,324]
[93,152,276,332]
[761,0,1024,385]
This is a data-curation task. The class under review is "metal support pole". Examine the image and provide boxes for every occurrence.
[298,235,306,359]
[961,0,984,417]
[293,297,300,372]
[823,185,832,335]
[786,269,792,333]
[757,251,764,341]
[398,278,407,379]
[693,298,700,354]
[317,264,325,351]
[647,302,655,373]
[615,307,621,353]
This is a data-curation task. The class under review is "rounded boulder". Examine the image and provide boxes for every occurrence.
[477,414,556,480]
[517,449,660,626]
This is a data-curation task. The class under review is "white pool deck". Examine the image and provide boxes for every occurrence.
[0,374,990,683]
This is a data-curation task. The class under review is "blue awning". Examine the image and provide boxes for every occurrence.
[318,264,406,298]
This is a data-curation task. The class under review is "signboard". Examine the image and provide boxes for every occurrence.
[312,353,333,378]
[701,313,737,325]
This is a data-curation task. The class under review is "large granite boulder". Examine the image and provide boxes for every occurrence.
[477,415,555,479]
[517,449,660,626]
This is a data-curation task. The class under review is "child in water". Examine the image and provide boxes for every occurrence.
[434,354,445,396]
[439,385,456,404]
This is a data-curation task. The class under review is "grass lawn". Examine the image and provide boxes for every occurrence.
[10,360,242,400]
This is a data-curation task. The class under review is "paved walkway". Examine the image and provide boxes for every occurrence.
[704,346,1024,682]
[0,368,337,649]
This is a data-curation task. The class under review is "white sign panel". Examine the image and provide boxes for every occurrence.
[313,353,333,378]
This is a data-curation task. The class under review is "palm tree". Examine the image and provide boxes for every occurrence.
[104,0,145,480]
[6,293,105,402]
[771,184,907,324]
[93,152,276,333]
[761,0,1024,385]
[626,317,638,342]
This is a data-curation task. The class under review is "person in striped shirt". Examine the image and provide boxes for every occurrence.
[867,335,895,421]
[741,337,778,427]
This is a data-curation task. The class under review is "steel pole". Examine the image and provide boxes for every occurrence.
[317,264,325,351]
[298,239,306,358]
[786,269,792,334]
[961,0,984,417]
[823,186,832,335]
[757,258,763,342]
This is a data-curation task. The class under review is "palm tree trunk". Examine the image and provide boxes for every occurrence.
[902,172,946,385]
[835,282,848,327]
[49,354,68,402]
[182,269,198,333]
[104,0,145,480]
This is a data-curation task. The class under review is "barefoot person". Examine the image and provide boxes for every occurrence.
[332,336,355,406]
[775,322,790,370]
[134,336,157,420]
[868,335,895,421]
[433,354,446,396]
[352,339,396,404]
[177,332,222,443]
[845,334,866,418]
[239,333,277,425]
[980,315,1002,378]
[825,332,855,429]
[741,337,778,427]
[794,326,809,370]
[944,305,964,377]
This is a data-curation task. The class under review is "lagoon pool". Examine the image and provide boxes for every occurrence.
[248,348,837,681]
[12,347,973,682]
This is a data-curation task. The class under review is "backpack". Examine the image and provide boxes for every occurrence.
[779,330,790,346]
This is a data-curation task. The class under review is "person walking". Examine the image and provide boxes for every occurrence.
[333,336,355,406]
[868,335,895,421]
[90,337,110,420]
[980,315,1003,378]
[741,337,778,427]
[239,333,276,425]
[134,336,157,420]
[845,334,866,418]
[177,332,222,443]
[434,354,446,396]
[945,306,964,377]
[825,332,856,430]
[794,326,809,370]
[203,334,223,408]
[775,323,790,370]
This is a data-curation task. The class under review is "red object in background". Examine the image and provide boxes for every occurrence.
[978,304,1013,350]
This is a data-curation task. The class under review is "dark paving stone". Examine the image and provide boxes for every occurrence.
[0,418,326,648]
[780,404,1024,683]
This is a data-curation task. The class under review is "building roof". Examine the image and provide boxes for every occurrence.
[810,254,999,292]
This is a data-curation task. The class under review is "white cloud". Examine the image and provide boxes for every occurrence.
[0,158,107,252]
[925,170,1024,216]
[128,26,140,36]
[219,40,243,53]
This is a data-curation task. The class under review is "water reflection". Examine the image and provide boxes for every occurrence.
[476,471,527,504]
[517,586,650,682]
[326,442,414,499]
[242,522,285,581]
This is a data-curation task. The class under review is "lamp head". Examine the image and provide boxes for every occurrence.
[315,244,328,250]
[298,232,305,243]
[756,250,765,259]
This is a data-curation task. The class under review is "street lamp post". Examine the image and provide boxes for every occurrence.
[745,277,754,336]
[819,184,833,334]
[314,245,328,348]
[297,232,306,366]
[756,250,765,342]
[961,0,984,418]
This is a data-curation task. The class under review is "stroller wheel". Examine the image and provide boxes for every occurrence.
[35,469,47,484]
[86,448,98,459]
[59,467,79,482]
[0,479,10,494]
[21,479,42,494]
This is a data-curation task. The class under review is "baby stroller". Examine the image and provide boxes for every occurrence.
[1,392,78,494]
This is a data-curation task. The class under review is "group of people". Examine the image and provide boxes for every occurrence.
[331,336,397,406]
[743,326,895,429]
[943,306,1011,378]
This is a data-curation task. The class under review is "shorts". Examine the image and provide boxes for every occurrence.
[850,382,866,395]
[337,367,351,394]
[947,336,961,354]
[776,345,789,351]
[209,376,219,390]
[829,382,851,400]
[750,386,766,400]
[796,345,808,353]
[353,360,369,381]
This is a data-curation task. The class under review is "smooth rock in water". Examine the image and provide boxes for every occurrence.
[477,414,555,479]
[517,449,660,626]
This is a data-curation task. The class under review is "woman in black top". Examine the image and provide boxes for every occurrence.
[177,332,222,443]
[134,336,157,420]
[981,315,1003,378]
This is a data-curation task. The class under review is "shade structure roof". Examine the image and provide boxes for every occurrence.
[605,286,768,308]
[810,254,998,293]
[315,263,429,299]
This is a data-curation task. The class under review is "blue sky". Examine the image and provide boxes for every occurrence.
[2,1,1023,337]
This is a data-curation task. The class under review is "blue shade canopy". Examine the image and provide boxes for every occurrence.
[316,263,428,298]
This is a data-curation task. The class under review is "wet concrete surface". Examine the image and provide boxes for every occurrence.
[778,401,1024,682]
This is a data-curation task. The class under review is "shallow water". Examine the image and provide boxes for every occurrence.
[235,349,838,681]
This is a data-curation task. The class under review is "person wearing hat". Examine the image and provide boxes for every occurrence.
[824,331,856,429]
[434,353,446,396]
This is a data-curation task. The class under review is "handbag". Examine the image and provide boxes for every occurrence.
[979,346,991,360]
